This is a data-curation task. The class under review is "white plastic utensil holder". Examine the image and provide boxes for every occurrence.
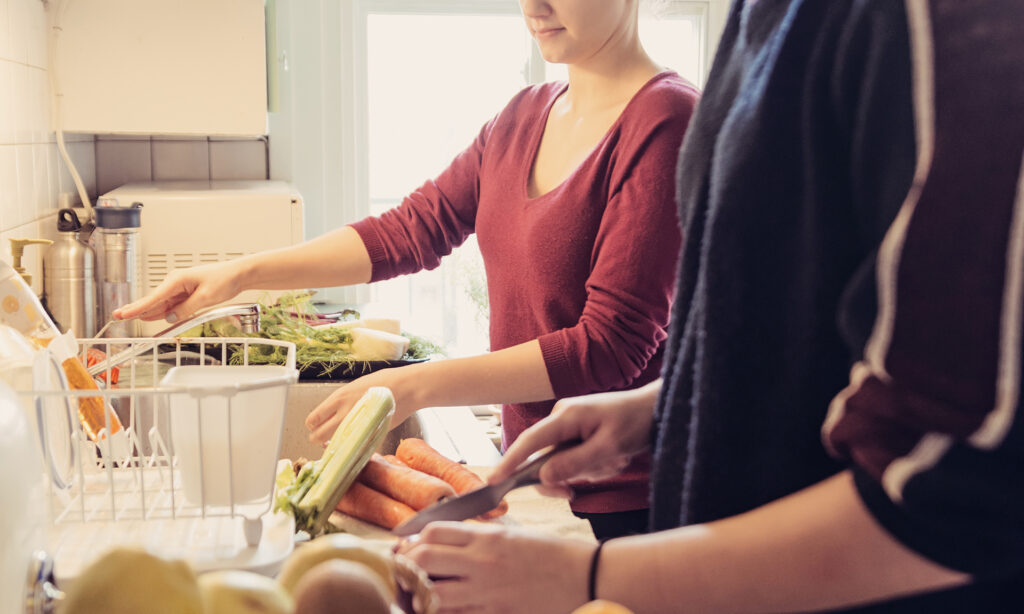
[22,336,298,581]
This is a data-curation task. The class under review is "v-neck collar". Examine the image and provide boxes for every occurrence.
[521,70,677,202]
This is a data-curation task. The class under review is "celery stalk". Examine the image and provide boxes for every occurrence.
[278,387,395,535]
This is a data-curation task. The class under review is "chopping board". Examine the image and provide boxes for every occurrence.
[329,466,596,542]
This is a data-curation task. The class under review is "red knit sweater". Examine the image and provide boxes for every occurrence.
[352,72,699,512]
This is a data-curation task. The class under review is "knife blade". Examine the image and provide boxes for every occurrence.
[391,439,578,537]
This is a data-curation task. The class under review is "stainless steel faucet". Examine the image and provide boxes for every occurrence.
[86,303,261,377]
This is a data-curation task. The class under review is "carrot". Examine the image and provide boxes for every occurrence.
[335,482,417,530]
[382,454,406,467]
[396,438,508,519]
[60,356,124,441]
[356,454,456,511]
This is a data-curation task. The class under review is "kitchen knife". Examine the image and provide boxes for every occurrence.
[392,440,578,537]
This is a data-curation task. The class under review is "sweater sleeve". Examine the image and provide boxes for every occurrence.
[822,0,1024,576]
[538,87,697,397]
[350,117,493,282]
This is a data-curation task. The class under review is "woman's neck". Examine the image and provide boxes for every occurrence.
[564,51,663,115]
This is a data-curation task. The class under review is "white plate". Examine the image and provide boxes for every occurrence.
[32,350,76,490]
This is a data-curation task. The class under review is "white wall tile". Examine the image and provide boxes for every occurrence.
[0,0,9,60]
[29,65,47,143]
[151,138,209,181]
[24,0,44,69]
[0,60,12,145]
[0,145,14,229]
[6,0,27,65]
[32,142,53,216]
[11,62,31,143]
[209,138,267,180]
[14,144,33,226]
[96,139,151,195]
[0,0,97,238]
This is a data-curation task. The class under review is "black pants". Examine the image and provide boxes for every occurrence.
[573,508,649,540]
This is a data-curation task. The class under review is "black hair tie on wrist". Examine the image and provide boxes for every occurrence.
[588,539,606,602]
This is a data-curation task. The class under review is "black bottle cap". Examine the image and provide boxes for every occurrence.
[57,208,83,232]
[95,202,143,229]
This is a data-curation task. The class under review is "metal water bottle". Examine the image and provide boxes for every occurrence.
[92,202,143,338]
[43,208,97,338]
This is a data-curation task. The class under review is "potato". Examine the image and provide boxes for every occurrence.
[277,533,396,598]
[198,570,293,614]
[60,548,202,614]
[293,559,392,614]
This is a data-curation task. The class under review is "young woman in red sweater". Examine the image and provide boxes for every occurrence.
[114,0,699,539]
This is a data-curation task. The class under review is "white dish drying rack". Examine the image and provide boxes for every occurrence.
[22,336,299,582]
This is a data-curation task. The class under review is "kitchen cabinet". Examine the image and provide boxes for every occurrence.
[52,0,267,136]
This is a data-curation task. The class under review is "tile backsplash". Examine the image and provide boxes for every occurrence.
[0,0,268,293]
[0,0,94,292]
[95,136,269,196]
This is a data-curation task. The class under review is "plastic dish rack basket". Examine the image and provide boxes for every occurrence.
[21,336,299,582]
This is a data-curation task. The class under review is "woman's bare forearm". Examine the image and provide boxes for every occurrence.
[237,225,373,290]
[398,340,555,412]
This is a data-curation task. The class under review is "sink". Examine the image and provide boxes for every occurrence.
[280,382,425,461]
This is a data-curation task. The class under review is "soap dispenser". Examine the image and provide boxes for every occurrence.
[43,209,97,338]
[6,238,52,288]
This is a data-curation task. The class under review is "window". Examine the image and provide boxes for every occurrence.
[270,1,727,355]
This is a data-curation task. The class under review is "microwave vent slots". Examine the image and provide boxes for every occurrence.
[146,252,252,289]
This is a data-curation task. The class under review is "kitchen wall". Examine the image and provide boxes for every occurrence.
[0,0,93,293]
[0,0,270,293]
[93,136,270,196]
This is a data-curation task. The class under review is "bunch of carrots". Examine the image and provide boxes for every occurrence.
[336,438,509,530]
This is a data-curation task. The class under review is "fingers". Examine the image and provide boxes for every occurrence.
[397,525,475,580]
[419,522,481,546]
[404,544,476,578]
[308,411,343,446]
[540,436,630,484]
[431,579,488,613]
[398,523,499,611]
[113,262,241,324]
[489,409,582,484]
[164,291,220,326]
[306,385,361,445]
[113,274,194,322]
[113,289,182,321]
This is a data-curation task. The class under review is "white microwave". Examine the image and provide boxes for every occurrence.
[99,180,304,336]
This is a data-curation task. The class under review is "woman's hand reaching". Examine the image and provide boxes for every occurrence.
[490,380,662,497]
[112,259,247,324]
[305,363,424,445]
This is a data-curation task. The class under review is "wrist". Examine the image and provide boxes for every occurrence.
[233,253,262,290]
[386,362,432,422]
